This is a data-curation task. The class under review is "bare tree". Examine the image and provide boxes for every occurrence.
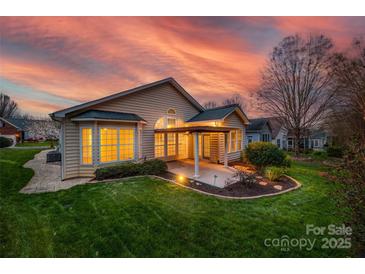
[257,34,336,155]
[0,93,18,118]
[222,93,246,111]
[203,100,218,109]
[328,37,365,147]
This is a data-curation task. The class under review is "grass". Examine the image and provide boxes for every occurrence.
[15,140,53,147]
[0,148,354,257]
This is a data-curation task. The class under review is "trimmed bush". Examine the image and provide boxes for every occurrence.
[264,166,287,181]
[94,159,167,180]
[0,136,13,148]
[327,146,343,158]
[246,142,287,168]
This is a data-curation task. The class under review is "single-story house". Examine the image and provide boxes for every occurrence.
[287,128,330,151]
[267,117,288,149]
[0,117,32,144]
[50,77,249,180]
[245,118,272,146]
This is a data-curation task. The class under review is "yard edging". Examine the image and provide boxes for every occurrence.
[151,174,302,200]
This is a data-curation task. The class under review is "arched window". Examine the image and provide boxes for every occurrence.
[166,108,176,128]
[167,108,176,115]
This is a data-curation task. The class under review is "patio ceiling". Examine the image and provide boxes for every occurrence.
[154,126,234,133]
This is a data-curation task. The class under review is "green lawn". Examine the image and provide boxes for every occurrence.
[15,140,53,147]
[0,148,353,257]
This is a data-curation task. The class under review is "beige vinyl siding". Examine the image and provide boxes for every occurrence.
[218,111,246,163]
[62,83,200,179]
[92,83,200,160]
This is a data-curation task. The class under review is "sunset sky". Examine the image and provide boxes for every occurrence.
[1,17,364,117]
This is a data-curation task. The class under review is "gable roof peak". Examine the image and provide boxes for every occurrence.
[50,77,204,120]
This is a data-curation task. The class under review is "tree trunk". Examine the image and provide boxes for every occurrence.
[294,128,301,156]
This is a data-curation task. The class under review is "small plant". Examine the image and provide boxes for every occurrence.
[225,169,257,188]
[0,136,13,148]
[264,166,286,181]
[246,142,286,168]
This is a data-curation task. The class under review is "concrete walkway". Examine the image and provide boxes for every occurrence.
[12,146,50,150]
[21,150,91,193]
[167,159,237,188]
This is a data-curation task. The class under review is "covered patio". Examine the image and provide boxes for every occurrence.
[167,159,237,188]
[155,126,234,180]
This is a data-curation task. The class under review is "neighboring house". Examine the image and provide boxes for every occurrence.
[0,117,31,144]
[267,117,288,149]
[287,128,330,150]
[50,77,249,180]
[245,118,272,146]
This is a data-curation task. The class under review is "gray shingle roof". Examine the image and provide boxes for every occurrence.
[247,118,270,131]
[6,118,33,130]
[71,110,146,122]
[187,104,239,122]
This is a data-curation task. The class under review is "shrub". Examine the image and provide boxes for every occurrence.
[0,136,13,148]
[327,146,343,158]
[246,142,286,168]
[282,155,292,167]
[264,166,286,181]
[94,159,167,180]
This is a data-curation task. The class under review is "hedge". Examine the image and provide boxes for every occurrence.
[0,136,13,148]
[94,159,167,180]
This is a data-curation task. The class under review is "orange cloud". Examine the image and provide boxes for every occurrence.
[0,17,364,117]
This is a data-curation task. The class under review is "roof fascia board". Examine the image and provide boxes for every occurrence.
[70,118,147,124]
[51,78,204,118]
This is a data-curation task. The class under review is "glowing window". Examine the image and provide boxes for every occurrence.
[100,128,118,163]
[230,130,237,152]
[237,129,243,151]
[155,133,165,157]
[178,133,187,158]
[167,118,176,128]
[81,128,93,164]
[167,133,176,156]
[119,128,135,160]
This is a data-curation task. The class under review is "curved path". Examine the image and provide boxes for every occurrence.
[21,150,91,193]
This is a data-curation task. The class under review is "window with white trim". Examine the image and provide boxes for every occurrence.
[230,130,237,152]
[167,133,176,156]
[247,135,253,144]
[81,127,93,165]
[100,128,118,163]
[229,129,243,152]
[154,133,165,157]
[262,133,270,142]
[237,129,242,150]
[119,128,135,160]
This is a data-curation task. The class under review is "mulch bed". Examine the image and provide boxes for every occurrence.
[159,171,297,198]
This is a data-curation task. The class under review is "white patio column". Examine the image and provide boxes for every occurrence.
[224,132,229,168]
[193,131,200,178]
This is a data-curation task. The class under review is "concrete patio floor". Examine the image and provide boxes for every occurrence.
[21,150,92,193]
[167,159,237,188]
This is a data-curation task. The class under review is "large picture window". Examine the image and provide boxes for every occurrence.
[100,128,118,163]
[155,133,165,157]
[81,128,93,164]
[167,133,176,156]
[119,128,135,160]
